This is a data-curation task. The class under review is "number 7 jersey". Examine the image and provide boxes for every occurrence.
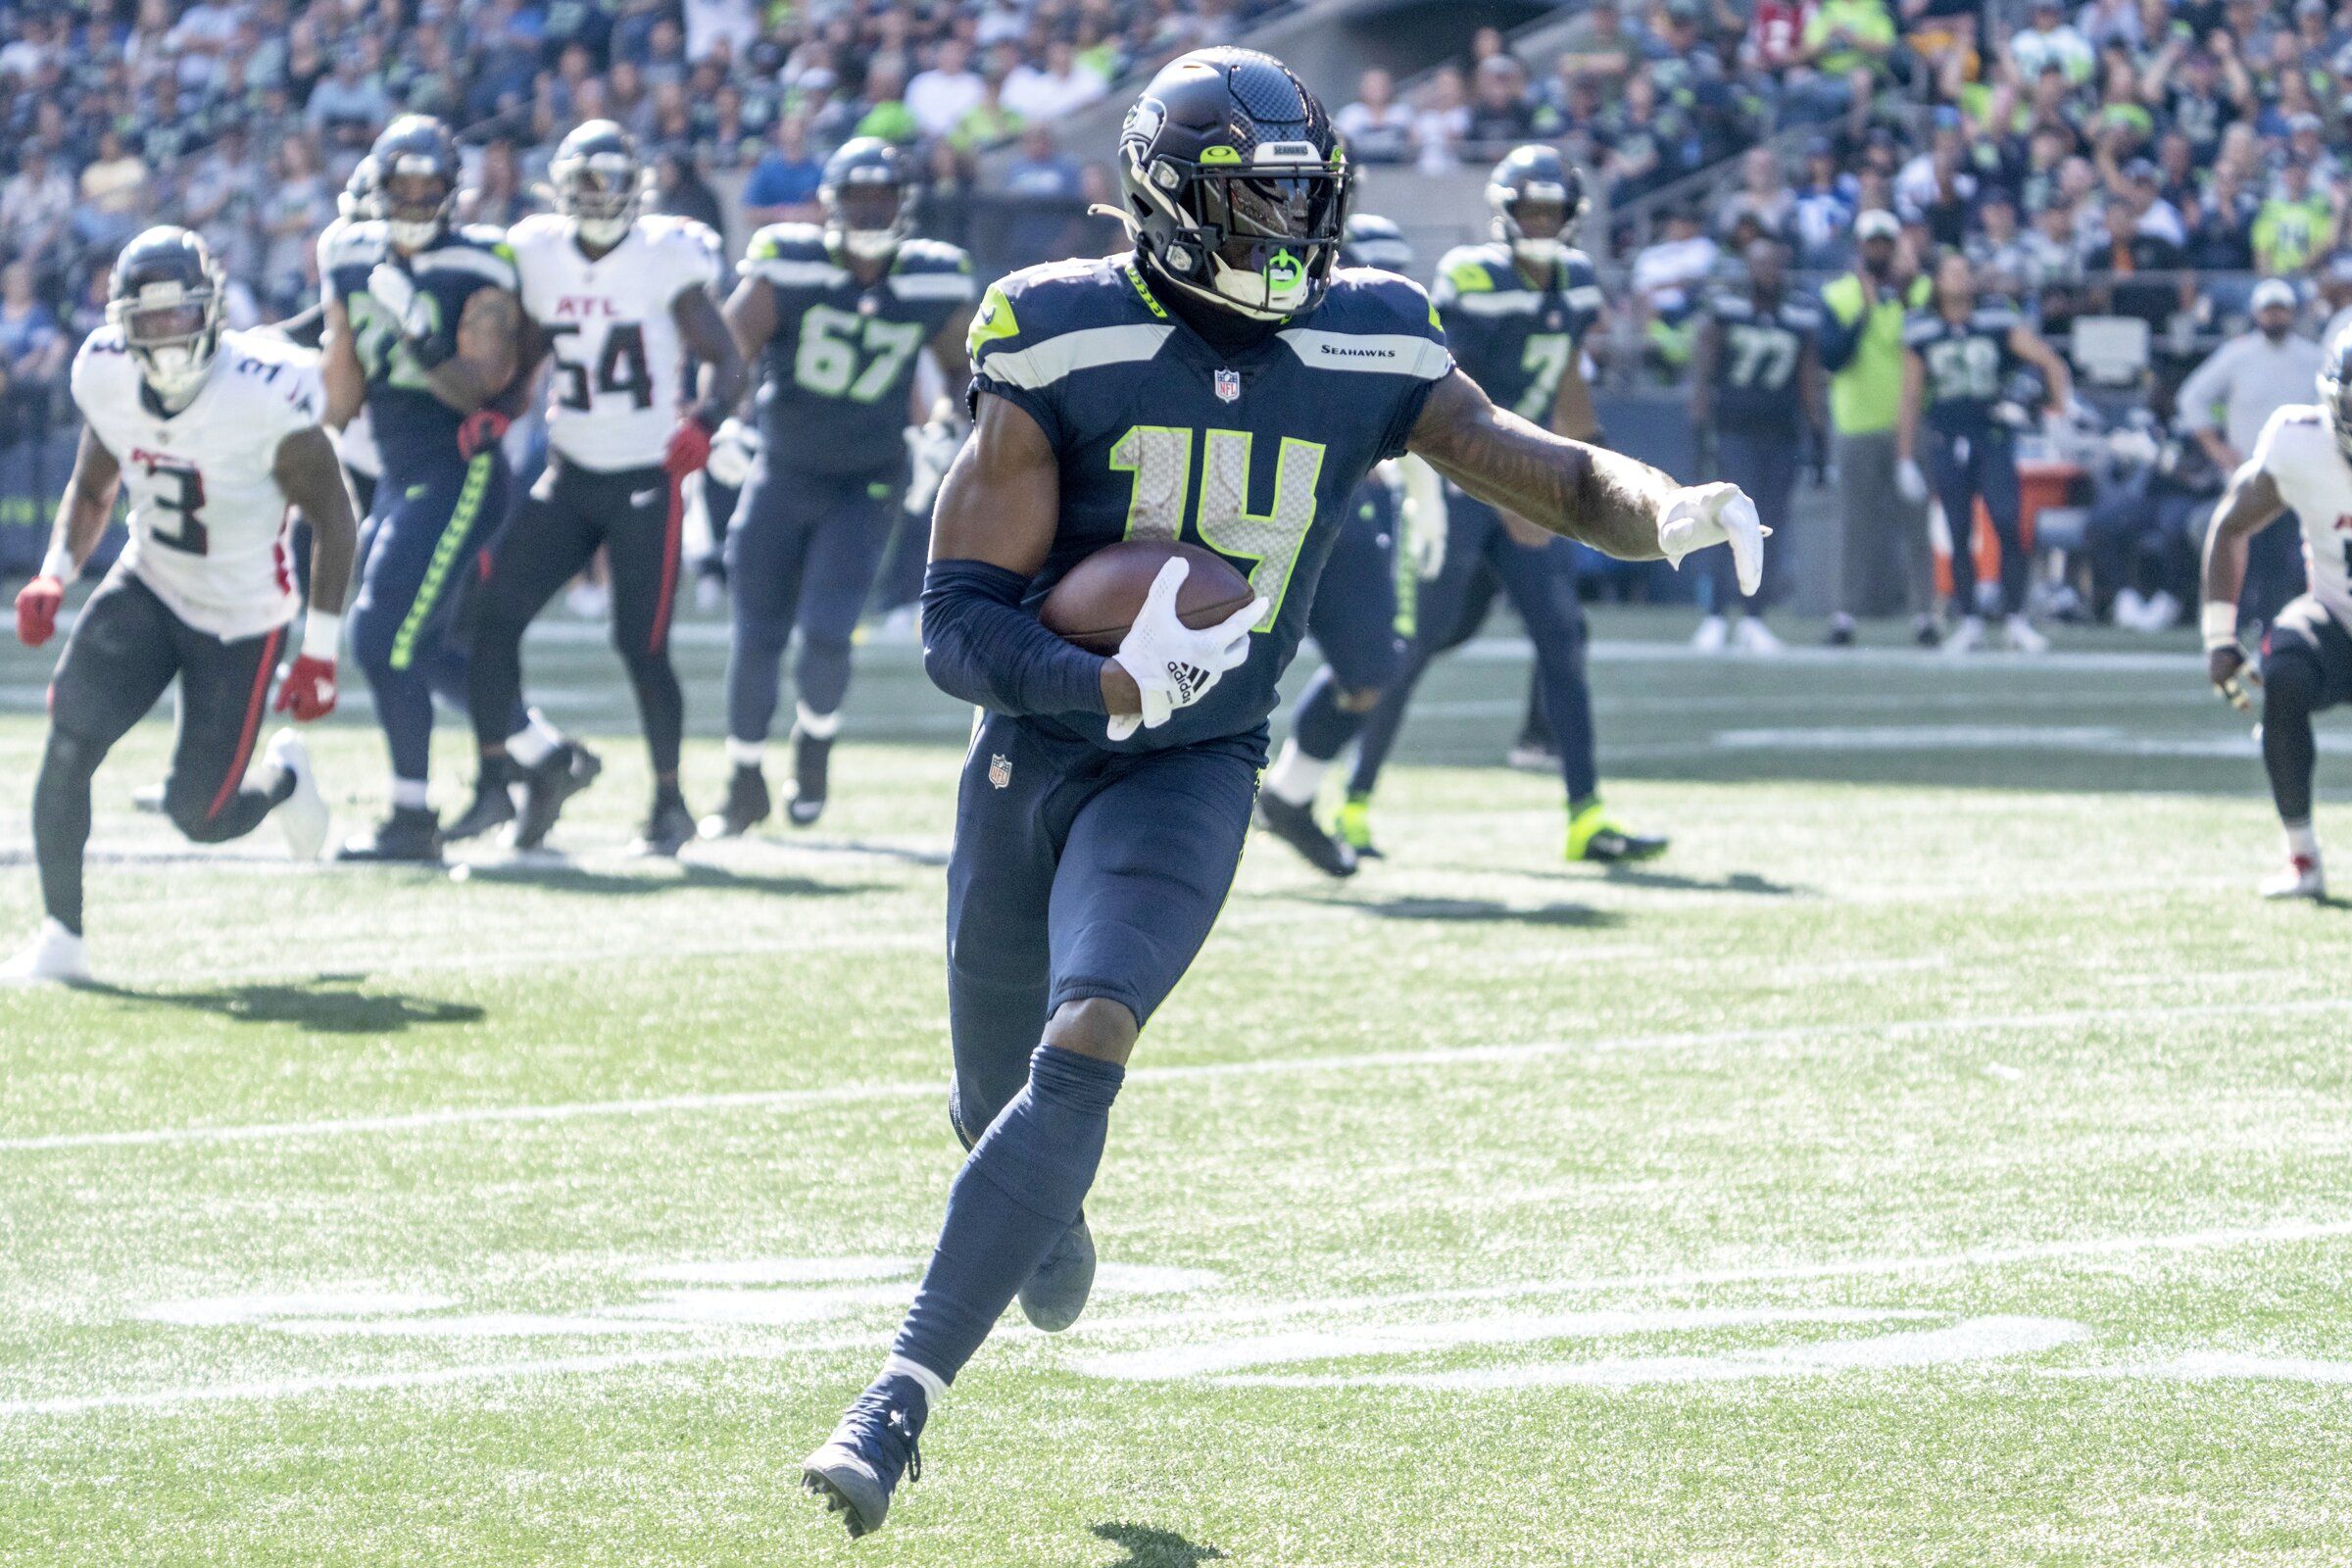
[1429,241,1602,422]
[740,223,976,477]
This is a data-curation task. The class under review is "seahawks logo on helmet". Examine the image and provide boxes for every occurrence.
[1112,47,1351,323]
[371,114,462,251]
[1340,212,1414,274]
[2319,328,2352,466]
[551,120,645,250]
[1487,144,1588,273]
[107,226,226,404]
[820,137,915,264]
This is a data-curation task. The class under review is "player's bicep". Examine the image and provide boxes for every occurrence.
[672,284,740,369]
[455,288,520,389]
[930,389,1059,575]
[69,422,122,501]
[272,425,355,528]
[2214,458,2285,538]
[724,276,779,362]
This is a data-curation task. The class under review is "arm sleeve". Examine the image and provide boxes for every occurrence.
[920,558,1109,717]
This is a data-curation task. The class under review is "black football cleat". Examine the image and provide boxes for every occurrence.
[803,1377,927,1540]
[1254,793,1357,877]
[511,741,602,852]
[786,729,832,826]
[630,793,698,858]
[335,806,445,864]
[442,769,517,844]
[699,764,770,839]
[1017,1214,1098,1332]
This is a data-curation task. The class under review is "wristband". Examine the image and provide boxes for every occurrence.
[2201,601,2240,651]
[302,608,343,661]
[39,543,76,585]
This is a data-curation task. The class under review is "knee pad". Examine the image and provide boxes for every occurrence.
[41,727,103,783]
[2264,642,2325,710]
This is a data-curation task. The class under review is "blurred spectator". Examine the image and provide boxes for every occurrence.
[1412,66,1472,173]
[305,49,392,148]
[74,130,149,254]
[1820,211,1935,643]
[1336,69,1415,165]
[1554,0,1642,89]
[1715,146,1794,240]
[1465,56,1536,152]
[1,149,75,275]
[1003,39,1107,122]
[908,39,986,139]
[2254,161,2339,277]
[743,117,827,228]
[996,124,1089,270]
[2176,276,2322,624]
[651,149,727,239]
[260,137,334,313]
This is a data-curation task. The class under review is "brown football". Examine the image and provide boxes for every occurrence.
[1038,540,1256,654]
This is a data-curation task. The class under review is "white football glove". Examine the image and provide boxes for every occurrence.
[1104,558,1267,743]
[705,417,759,488]
[1393,453,1448,579]
[366,262,435,342]
[903,416,964,517]
[1895,458,1930,506]
[1656,481,1768,598]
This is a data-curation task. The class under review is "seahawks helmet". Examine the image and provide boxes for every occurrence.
[820,137,914,263]
[551,120,644,249]
[1487,144,1587,272]
[1114,47,1349,322]
[107,226,225,402]
[1340,212,1413,273]
[339,155,380,222]
[371,115,462,250]
[2319,328,2352,465]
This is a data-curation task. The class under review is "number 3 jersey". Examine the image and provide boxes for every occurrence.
[71,326,323,641]
[508,213,723,472]
[739,223,976,477]
[1429,242,1601,422]
[969,255,1453,755]
[2249,404,2352,627]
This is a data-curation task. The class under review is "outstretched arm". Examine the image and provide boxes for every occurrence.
[45,426,122,577]
[274,425,358,617]
[2201,456,2286,708]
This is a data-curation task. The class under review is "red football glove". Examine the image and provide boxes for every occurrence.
[273,655,338,721]
[15,575,63,648]
[457,408,512,461]
[664,414,714,480]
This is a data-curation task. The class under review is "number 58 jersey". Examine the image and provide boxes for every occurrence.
[71,326,322,642]
[508,213,723,472]
[969,255,1453,756]
[740,223,975,478]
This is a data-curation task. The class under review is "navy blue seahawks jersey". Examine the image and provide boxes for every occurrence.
[1903,302,2024,435]
[1429,241,1602,424]
[1703,289,1821,432]
[741,224,975,477]
[968,256,1453,755]
[318,218,518,482]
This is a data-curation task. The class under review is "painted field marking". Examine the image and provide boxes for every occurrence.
[9,994,2352,1154]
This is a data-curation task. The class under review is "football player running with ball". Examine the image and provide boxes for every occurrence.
[4,229,355,985]
[704,137,976,837]
[457,122,746,857]
[2202,331,2352,900]
[800,50,1762,1536]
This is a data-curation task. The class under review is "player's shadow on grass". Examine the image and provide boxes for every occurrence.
[1285,891,1622,929]
[84,977,482,1034]
[1597,865,1804,897]
[1091,1523,1225,1568]
[454,861,881,898]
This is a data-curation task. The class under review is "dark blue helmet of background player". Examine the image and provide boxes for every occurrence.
[551,120,644,249]
[339,155,380,222]
[107,226,225,402]
[1114,47,1350,322]
[371,115,462,251]
[1340,212,1413,273]
[820,137,914,263]
[1486,144,1587,271]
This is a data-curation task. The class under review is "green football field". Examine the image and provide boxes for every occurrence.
[6,606,2352,1566]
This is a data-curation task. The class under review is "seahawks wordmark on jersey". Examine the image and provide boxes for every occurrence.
[510,213,723,471]
[740,223,974,477]
[2250,405,2352,628]
[72,326,323,642]
[970,255,1451,754]
[1430,241,1602,423]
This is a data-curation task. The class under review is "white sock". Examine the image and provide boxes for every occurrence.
[880,1352,948,1407]
[1263,740,1329,808]
[391,777,430,810]
[41,916,80,949]
[725,735,765,769]
[794,702,842,741]
[508,710,563,768]
[2285,820,2321,862]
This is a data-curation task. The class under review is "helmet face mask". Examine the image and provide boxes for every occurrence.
[382,169,455,248]
[370,116,462,250]
[821,137,914,263]
[552,121,643,249]
[1487,145,1586,274]
[107,227,224,403]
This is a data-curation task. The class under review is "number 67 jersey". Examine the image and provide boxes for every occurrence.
[71,325,323,641]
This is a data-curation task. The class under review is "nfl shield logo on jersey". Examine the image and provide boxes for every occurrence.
[1214,368,1241,404]
[989,754,1012,789]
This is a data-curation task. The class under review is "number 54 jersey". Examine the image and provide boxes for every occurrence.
[71,325,323,641]
[969,255,1453,756]
[739,223,976,477]
[508,213,723,471]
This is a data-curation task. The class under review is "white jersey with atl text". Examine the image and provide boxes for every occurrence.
[2249,402,2352,626]
[508,213,723,471]
[71,326,322,642]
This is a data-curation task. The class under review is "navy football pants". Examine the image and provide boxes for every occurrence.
[1305,477,1410,694]
[944,712,1260,1142]
[1923,425,2027,617]
[723,459,901,743]
[1706,425,1799,614]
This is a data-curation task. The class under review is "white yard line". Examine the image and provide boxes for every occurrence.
[7,995,2349,1154]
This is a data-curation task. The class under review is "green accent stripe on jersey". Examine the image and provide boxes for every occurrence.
[967,281,1020,358]
[389,454,493,671]
[1122,262,1169,319]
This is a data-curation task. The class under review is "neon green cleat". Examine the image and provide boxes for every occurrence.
[1566,800,1668,862]
[1336,793,1382,858]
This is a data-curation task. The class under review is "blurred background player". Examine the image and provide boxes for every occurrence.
[1688,237,1821,653]
[4,228,352,984]
[457,122,745,858]
[319,115,579,862]
[1342,145,1667,863]
[2201,332,2352,901]
[1895,250,2074,655]
[1254,214,1447,876]
[704,138,976,838]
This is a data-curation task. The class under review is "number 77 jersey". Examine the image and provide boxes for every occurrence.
[740,222,976,477]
